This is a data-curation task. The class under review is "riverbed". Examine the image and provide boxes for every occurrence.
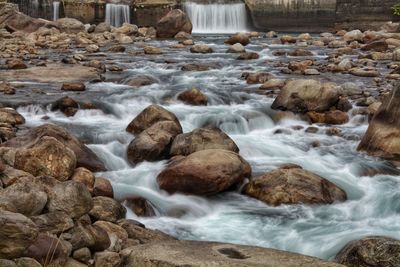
[3,34,400,260]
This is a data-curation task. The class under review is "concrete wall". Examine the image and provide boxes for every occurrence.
[245,0,400,32]
[335,0,399,30]
[245,0,337,32]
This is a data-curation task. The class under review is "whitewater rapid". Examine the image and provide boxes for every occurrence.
[16,35,400,260]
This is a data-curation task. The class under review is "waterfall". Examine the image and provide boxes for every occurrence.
[105,3,130,27]
[184,1,248,34]
[53,1,60,21]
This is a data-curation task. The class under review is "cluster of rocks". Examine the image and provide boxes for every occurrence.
[0,113,178,266]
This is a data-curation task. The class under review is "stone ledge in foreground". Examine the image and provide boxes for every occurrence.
[123,240,344,267]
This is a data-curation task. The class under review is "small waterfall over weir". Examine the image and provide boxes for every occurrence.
[184,1,248,34]
[105,3,130,27]
[53,1,60,21]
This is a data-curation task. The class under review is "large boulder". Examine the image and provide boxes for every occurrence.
[0,179,47,216]
[89,196,126,223]
[127,121,182,165]
[0,3,55,33]
[122,240,344,267]
[243,165,347,206]
[156,9,192,38]
[170,128,239,156]
[56,18,85,33]
[335,236,400,267]
[0,124,106,172]
[358,84,400,161]
[0,136,76,181]
[25,233,72,266]
[157,149,251,195]
[47,180,93,219]
[30,211,74,235]
[0,211,39,259]
[0,107,25,125]
[126,105,181,135]
[271,79,341,113]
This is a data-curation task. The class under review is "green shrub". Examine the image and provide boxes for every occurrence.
[392,4,400,16]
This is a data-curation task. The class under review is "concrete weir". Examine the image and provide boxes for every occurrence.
[8,0,400,31]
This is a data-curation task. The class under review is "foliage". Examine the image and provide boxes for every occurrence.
[392,4,400,16]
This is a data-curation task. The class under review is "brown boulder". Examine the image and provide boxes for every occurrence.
[14,257,41,267]
[61,83,86,92]
[190,44,213,54]
[358,84,400,160]
[170,128,239,156]
[126,104,181,135]
[335,236,400,267]
[71,167,95,192]
[177,88,208,106]
[25,233,71,266]
[93,221,128,252]
[51,96,79,117]
[47,180,93,219]
[0,211,39,259]
[157,149,251,195]
[89,196,126,223]
[30,211,74,235]
[243,165,346,206]
[0,108,25,126]
[144,46,162,55]
[0,124,106,172]
[224,33,250,46]
[0,179,47,216]
[362,40,388,52]
[237,52,259,60]
[6,59,27,70]
[125,198,156,217]
[127,120,182,165]
[288,60,313,72]
[124,75,159,87]
[1,4,55,33]
[93,177,113,198]
[0,136,76,181]
[271,79,340,113]
[306,110,349,125]
[94,251,121,267]
[156,9,192,38]
[56,18,85,33]
[117,219,175,244]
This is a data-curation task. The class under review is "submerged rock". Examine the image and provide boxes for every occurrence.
[157,149,251,195]
[335,236,400,267]
[243,165,347,206]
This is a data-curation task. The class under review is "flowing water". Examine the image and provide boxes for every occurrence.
[105,3,130,27]
[184,1,248,33]
[53,1,59,21]
[12,35,400,260]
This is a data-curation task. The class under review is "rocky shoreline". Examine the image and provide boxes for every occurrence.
[1,2,400,267]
